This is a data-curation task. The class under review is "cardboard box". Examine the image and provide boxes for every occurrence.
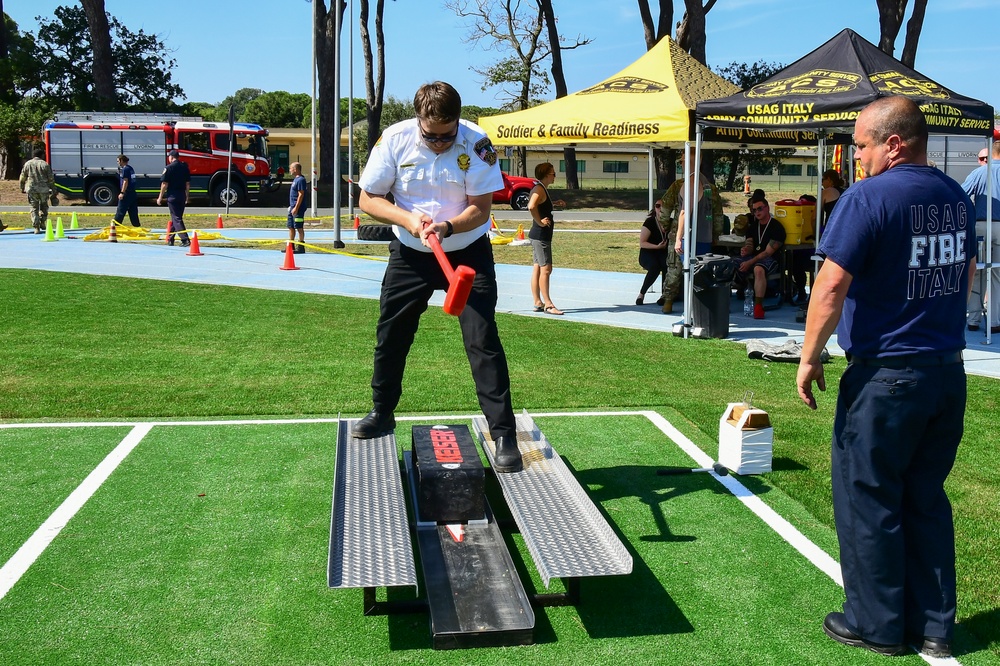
[719,402,773,474]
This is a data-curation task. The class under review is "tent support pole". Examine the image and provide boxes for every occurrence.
[680,141,693,338]
[648,146,655,212]
[986,143,994,345]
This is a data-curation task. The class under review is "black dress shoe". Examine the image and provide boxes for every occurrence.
[919,637,951,658]
[968,324,980,331]
[352,409,395,439]
[492,436,523,473]
[822,612,907,656]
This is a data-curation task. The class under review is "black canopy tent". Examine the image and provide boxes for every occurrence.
[698,28,993,138]
[673,28,995,338]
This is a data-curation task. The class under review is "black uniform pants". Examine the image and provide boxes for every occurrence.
[370,235,516,443]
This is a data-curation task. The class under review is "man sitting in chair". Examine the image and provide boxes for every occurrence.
[734,192,785,319]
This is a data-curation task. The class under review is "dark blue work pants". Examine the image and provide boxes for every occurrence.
[114,192,140,227]
[832,360,965,645]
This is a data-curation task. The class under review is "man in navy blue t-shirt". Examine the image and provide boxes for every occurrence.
[797,96,976,659]
[287,162,307,254]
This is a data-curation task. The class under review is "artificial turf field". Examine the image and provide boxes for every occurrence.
[1,411,994,665]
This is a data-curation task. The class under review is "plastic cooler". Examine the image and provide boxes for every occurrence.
[773,199,816,245]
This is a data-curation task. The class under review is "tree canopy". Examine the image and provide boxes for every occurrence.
[34,5,183,111]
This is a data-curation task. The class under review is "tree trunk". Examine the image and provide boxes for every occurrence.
[80,0,116,110]
[900,0,927,68]
[539,0,578,189]
[876,0,906,57]
[360,0,386,158]
[315,1,346,199]
[681,0,707,64]
[638,2,675,192]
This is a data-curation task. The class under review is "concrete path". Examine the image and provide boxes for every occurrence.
[3,225,998,378]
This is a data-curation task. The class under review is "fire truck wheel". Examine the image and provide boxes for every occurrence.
[212,182,245,208]
[87,180,117,206]
[356,224,396,242]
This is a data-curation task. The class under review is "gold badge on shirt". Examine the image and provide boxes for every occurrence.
[457,153,471,171]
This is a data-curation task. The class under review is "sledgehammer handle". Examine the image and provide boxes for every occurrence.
[424,229,456,282]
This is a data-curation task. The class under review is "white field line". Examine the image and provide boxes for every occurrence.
[0,413,964,662]
[0,424,153,601]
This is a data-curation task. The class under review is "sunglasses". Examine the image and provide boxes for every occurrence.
[418,121,459,145]
[654,203,662,209]
[752,204,767,213]
[979,156,988,162]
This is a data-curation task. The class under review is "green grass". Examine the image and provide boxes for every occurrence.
[1,268,999,663]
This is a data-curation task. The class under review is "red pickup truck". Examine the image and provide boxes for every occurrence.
[493,171,537,210]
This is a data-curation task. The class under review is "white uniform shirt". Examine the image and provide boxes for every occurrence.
[358,118,503,252]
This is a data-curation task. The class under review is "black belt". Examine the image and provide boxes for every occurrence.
[847,351,963,368]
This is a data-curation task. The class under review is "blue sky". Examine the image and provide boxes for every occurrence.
[6,0,998,112]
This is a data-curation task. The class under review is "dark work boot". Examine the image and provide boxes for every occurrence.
[352,408,395,439]
[492,436,523,473]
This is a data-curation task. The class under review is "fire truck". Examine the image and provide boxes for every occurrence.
[43,112,280,207]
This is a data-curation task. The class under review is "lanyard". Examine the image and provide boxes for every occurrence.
[758,217,770,249]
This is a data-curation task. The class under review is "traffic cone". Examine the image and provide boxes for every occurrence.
[108,220,117,243]
[56,217,65,239]
[165,219,173,245]
[43,218,57,242]
[70,211,79,229]
[216,214,224,229]
[353,214,360,229]
[279,241,299,270]
[516,225,525,241]
[186,230,204,256]
[490,214,499,231]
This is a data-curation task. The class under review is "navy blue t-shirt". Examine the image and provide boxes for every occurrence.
[289,175,307,216]
[119,164,136,195]
[819,164,975,357]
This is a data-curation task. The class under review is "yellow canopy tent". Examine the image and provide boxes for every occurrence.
[478,37,739,147]
[479,38,740,341]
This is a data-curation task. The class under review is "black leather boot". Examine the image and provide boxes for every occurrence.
[492,436,523,473]
[352,409,395,439]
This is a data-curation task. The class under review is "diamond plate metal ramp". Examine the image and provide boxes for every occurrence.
[472,412,633,588]
[328,419,417,591]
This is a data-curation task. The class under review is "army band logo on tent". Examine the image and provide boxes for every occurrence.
[579,77,668,95]
[869,71,950,100]
[747,70,862,98]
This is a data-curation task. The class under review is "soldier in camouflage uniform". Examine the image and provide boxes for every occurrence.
[19,148,56,234]
[658,174,725,313]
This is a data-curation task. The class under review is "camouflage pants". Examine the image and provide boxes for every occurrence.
[27,189,51,231]
[662,238,683,301]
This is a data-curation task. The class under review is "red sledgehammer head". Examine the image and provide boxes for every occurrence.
[443,265,475,316]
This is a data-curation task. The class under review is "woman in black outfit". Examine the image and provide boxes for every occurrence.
[636,202,670,305]
[528,162,564,314]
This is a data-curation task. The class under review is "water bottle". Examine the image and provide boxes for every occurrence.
[744,285,754,317]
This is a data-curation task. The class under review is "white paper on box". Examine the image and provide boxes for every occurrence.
[719,402,773,474]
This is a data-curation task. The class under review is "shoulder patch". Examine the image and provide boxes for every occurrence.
[474,137,497,166]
